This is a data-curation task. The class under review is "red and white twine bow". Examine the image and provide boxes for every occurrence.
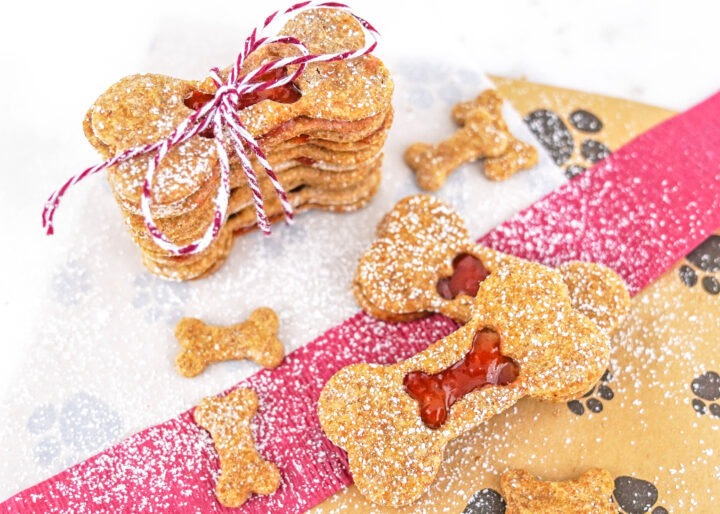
[41,1,379,255]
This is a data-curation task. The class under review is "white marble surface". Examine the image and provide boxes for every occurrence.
[1,0,719,500]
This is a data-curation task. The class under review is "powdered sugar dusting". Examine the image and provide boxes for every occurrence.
[9,64,720,514]
[479,92,720,293]
[3,314,456,513]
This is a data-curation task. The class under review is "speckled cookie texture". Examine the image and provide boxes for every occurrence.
[501,468,615,514]
[353,194,630,332]
[194,388,281,508]
[320,258,613,506]
[175,307,284,377]
[452,89,538,181]
[405,89,538,191]
[83,8,393,280]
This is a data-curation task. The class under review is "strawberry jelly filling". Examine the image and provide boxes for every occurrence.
[404,327,519,429]
[183,67,302,137]
[296,156,316,166]
[183,89,216,111]
[436,253,489,300]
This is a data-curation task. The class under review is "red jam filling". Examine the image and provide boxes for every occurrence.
[296,156,316,166]
[183,66,302,122]
[437,253,489,300]
[183,90,216,111]
[404,327,519,429]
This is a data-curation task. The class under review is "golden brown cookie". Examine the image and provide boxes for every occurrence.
[225,164,382,233]
[81,7,394,280]
[175,307,284,377]
[139,178,381,281]
[319,260,612,506]
[194,388,281,508]
[87,10,393,208]
[121,157,382,254]
[405,89,538,190]
[353,195,630,335]
[452,89,539,181]
[405,108,509,191]
[501,468,615,514]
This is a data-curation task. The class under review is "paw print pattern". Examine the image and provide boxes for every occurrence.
[51,259,92,305]
[567,369,614,415]
[613,476,667,514]
[132,272,189,323]
[679,234,720,295]
[569,109,602,133]
[580,139,610,163]
[27,393,122,468]
[523,110,574,166]
[462,488,506,514]
[564,165,587,179]
[524,108,611,179]
[691,371,720,417]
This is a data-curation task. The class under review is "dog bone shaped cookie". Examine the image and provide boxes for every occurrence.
[85,8,393,208]
[501,468,615,514]
[194,388,281,508]
[175,307,284,377]
[353,194,630,335]
[452,89,539,181]
[320,260,611,506]
[404,108,509,191]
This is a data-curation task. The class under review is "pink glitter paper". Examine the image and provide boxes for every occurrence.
[480,91,720,294]
[3,314,458,513]
[5,91,720,513]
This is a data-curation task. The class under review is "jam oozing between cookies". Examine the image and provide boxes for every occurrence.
[404,327,519,429]
[184,66,302,114]
[437,253,489,299]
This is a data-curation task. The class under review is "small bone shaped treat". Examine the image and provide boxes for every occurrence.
[320,260,611,506]
[452,89,539,181]
[353,195,630,335]
[501,468,615,514]
[404,109,510,191]
[194,388,281,508]
[175,307,284,377]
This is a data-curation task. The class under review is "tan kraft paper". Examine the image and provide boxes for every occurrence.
[312,77,719,514]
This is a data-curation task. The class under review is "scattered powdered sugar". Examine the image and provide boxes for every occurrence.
[5,39,720,514]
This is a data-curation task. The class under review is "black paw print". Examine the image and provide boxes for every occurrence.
[462,488,506,514]
[613,476,667,514]
[679,234,720,295]
[691,370,720,417]
[567,369,614,415]
[524,108,610,179]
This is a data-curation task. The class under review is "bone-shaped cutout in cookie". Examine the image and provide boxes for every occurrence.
[501,468,615,514]
[452,89,539,181]
[194,388,280,508]
[84,8,393,208]
[321,260,611,506]
[175,307,284,377]
[404,109,509,191]
[404,327,519,428]
[353,194,630,335]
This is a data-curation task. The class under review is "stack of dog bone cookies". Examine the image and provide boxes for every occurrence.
[82,8,394,281]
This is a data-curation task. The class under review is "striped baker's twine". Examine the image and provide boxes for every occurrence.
[42,1,380,255]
